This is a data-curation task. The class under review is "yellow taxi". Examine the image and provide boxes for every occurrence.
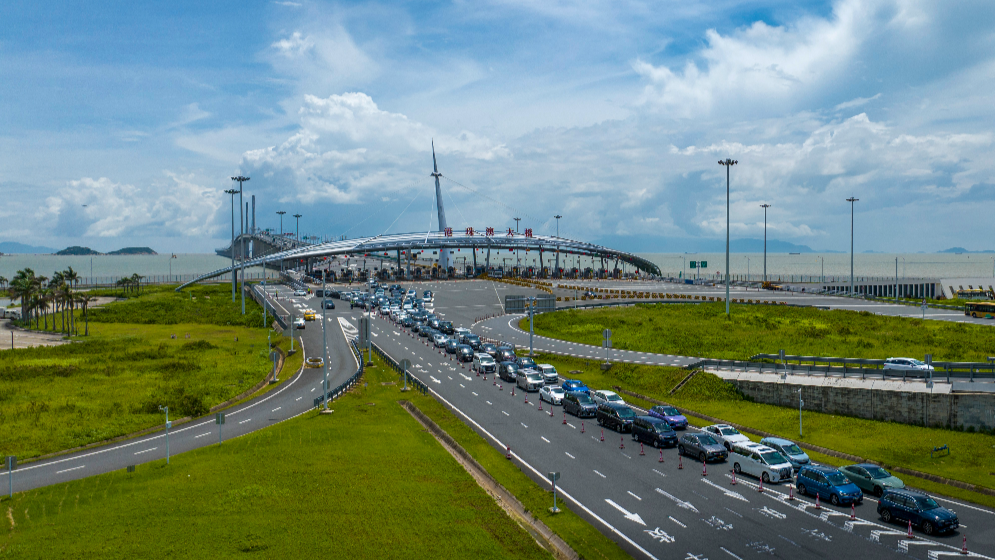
[303,310,316,321]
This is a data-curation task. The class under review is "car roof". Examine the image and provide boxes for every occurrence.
[600,402,629,410]
[597,390,618,396]
[636,415,667,424]
[884,488,927,499]
[761,437,796,446]
[802,465,839,474]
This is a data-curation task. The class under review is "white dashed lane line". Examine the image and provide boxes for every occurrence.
[594,470,607,479]
[195,433,210,439]
[134,447,157,455]
[239,419,251,425]
[541,436,550,443]
[565,452,575,459]
[56,466,85,474]
[272,407,281,412]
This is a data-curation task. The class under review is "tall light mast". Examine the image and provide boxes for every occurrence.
[431,141,449,271]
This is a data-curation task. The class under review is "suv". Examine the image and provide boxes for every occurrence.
[877,489,958,535]
[536,364,558,385]
[631,416,678,448]
[591,390,625,406]
[481,343,499,358]
[563,391,597,417]
[760,437,810,473]
[596,403,636,433]
[703,424,751,450]
[517,371,544,392]
[439,321,455,335]
[496,347,517,363]
[472,353,497,375]
[648,405,688,429]
[840,464,905,497]
[464,334,482,350]
[445,339,459,354]
[730,443,793,484]
[498,362,519,382]
[796,466,863,506]
[677,433,728,463]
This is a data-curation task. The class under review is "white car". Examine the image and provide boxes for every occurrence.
[294,289,307,297]
[539,385,566,405]
[591,390,625,406]
[293,317,306,329]
[703,424,751,450]
[882,358,934,373]
[730,442,794,484]
[432,333,449,348]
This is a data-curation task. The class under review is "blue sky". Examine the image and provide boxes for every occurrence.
[1,0,994,253]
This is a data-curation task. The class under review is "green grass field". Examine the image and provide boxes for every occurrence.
[527,352,995,505]
[88,283,265,328]
[0,358,555,560]
[529,302,995,361]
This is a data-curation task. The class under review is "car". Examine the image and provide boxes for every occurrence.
[703,424,751,450]
[456,344,474,362]
[329,290,341,299]
[481,343,499,358]
[498,361,519,382]
[759,437,810,472]
[293,317,306,329]
[877,489,958,535]
[294,289,307,297]
[560,379,589,394]
[730,443,793,484]
[596,403,636,432]
[631,416,678,448]
[432,333,449,348]
[418,327,432,338]
[795,466,863,506]
[445,339,459,354]
[563,391,597,417]
[647,405,688,429]
[323,299,335,309]
[303,310,316,321]
[439,321,455,335]
[517,371,544,392]
[883,358,934,373]
[591,390,625,406]
[539,385,566,405]
[536,364,558,385]
[472,353,497,375]
[401,317,415,328]
[454,327,471,340]
[515,356,537,370]
[677,433,728,463]
[464,334,482,350]
[428,318,441,330]
[496,347,517,363]
[840,464,905,497]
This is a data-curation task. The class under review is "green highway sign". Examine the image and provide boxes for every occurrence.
[700,261,707,268]
[689,261,697,269]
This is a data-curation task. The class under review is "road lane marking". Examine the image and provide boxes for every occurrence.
[239,419,251,424]
[472,392,478,396]
[541,436,550,443]
[486,401,492,405]
[56,466,84,474]
[567,423,576,429]
[565,452,575,459]
[668,516,686,528]
[134,447,157,455]
[521,422,528,428]
[594,470,606,478]
[628,491,642,501]
[502,411,509,416]
[720,547,743,560]
[272,407,281,412]
[296,397,302,401]
[652,469,666,477]
[196,432,210,438]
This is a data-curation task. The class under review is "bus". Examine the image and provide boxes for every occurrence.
[965,302,995,318]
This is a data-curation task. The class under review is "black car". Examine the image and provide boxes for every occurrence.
[464,334,482,350]
[439,321,455,335]
[515,356,537,370]
[456,344,474,362]
[445,339,459,354]
[329,290,341,299]
[323,299,335,309]
[496,347,517,363]
[596,403,636,433]
[401,317,415,328]
[428,318,441,330]
[878,489,958,535]
[418,327,432,338]
[631,416,678,448]
[481,343,499,358]
[563,391,597,418]
[497,361,519,382]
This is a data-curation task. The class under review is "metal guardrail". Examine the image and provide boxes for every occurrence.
[312,340,366,408]
[371,342,430,395]
[686,356,995,383]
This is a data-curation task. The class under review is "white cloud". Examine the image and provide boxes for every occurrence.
[834,93,882,111]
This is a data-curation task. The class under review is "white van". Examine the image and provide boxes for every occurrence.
[472,353,497,375]
[536,364,558,385]
[730,442,794,484]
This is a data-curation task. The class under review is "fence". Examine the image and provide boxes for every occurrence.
[371,342,430,395]
[75,271,280,289]
[312,340,366,409]
[685,354,995,383]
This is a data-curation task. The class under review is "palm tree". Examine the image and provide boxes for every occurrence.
[79,293,97,336]
[10,268,37,324]
[0,275,8,293]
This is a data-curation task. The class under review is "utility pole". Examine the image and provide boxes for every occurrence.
[718,159,738,317]
[847,197,859,297]
[231,176,250,314]
[322,271,329,411]
[760,203,771,283]
[225,189,239,301]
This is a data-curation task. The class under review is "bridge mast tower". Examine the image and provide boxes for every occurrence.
[431,141,449,271]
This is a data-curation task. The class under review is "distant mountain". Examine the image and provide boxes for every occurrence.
[107,247,157,255]
[939,247,995,254]
[56,246,102,256]
[0,241,56,254]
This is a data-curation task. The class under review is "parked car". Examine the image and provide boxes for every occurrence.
[517,371,544,392]
[498,362,519,382]
[883,357,934,373]
[840,464,905,497]
[591,390,625,406]
[445,339,459,354]
[472,353,497,374]
[539,385,566,405]
[560,379,589,394]
[795,466,863,506]
[563,391,597,417]
[596,403,636,432]
[536,364,558,385]
[677,433,728,463]
[647,405,688,429]
[877,489,958,535]
[456,344,474,362]
[730,443,793,484]
[759,437,810,472]
[631,416,678,448]
[496,347,517,363]
[703,424,751,450]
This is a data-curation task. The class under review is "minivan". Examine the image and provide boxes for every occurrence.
[498,362,519,382]
[496,347,517,363]
[517,371,544,392]
[796,466,863,506]
[596,403,636,433]
[563,391,597,418]
[631,416,678,448]
[536,364,558,385]
[472,353,497,375]
[730,443,794,484]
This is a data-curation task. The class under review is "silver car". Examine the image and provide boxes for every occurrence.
[883,358,934,373]
[432,333,449,348]
[539,385,566,405]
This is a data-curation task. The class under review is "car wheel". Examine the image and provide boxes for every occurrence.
[830,494,841,507]
[921,521,935,536]
[880,509,892,523]
[699,452,706,463]
[762,472,770,484]
[873,486,884,498]
[797,483,807,496]
[733,463,742,474]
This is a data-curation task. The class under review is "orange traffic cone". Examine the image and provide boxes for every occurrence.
[639,443,645,456]
[702,463,707,477]
[659,449,665,463]
[678,455,683,469]
[731,471,737,485]
[600,429,604,442]
[907,519,914,539]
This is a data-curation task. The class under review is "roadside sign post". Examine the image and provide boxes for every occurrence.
[528,298,536,357]
[400,359,412,391]
[548,471,561,513]
[359,317,372,366]
[779,349,787,380]
[6,456,15,498]
[159,406,171,465]
[216,413,226,446]
[798,390,804,438]
[603,329,612,366]
[921,299,927,320]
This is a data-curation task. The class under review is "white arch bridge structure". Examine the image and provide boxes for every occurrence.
[178,230,660,289]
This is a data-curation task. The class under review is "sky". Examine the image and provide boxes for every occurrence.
[1,0,994,254]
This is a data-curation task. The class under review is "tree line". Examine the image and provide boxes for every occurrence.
[5,267,98,336]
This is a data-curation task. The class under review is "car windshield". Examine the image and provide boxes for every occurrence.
[527,374,542,381]
[575,395,593,404]
[698,435,718,446]
[480,357,494,364]
[617,407,636,419]
[910,359,926,366]
[782,444,803,455]
[826,471,849,486]
[760,451,786,465]
[519,358,536,367]
[720,427,740,436]
[915,497,940,510]
[654,423,674,433]
[660,407,680,416]
[865,466,891,479]
[606,394,622,402]
[551,388,565,395]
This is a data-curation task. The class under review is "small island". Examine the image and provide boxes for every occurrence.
[56,246,102,256]
[108,247,158,255]
[55,246,158,256]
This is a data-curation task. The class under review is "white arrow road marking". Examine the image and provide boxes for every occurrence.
[702,477,749,502]
[430,376,441,384]
[654,488,698,513]
[605,499,646,526]
[758,506,786,520]
[134,447,157,455]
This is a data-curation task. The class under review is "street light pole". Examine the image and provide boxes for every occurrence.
[554,215,562,277]
[322,271,329,410]
[231,176,250,314]
[847,197,859,296]
[294,214,302,245]
[760,203,771,283]
[276,211,286,236]
[225,189,239,301]
[719,159,738,317]
[514,217,521,276]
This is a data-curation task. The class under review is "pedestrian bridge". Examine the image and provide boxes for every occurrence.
[178,230,660,289]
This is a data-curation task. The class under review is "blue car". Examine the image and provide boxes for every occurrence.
[648,405,688,429]
[795,466,863,506]
[560,379,590,394]
[877,489,958,535]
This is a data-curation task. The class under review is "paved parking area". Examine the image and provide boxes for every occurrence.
[1,320,72,350]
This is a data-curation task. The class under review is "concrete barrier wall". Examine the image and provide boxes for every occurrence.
[727,379,995,431]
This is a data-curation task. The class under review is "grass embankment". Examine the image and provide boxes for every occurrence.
[0,356,557,560]
[88,283,265,327]
[522,352,995,506]
[529,302,995,361]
